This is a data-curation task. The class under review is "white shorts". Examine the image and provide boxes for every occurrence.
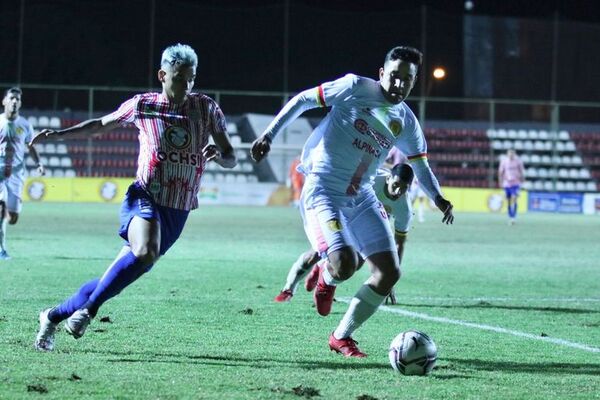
[0,172,25,213]
[389,194,413,233]
[300,181,396,260]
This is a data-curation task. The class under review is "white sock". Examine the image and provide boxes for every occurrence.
[321,262,339,286]
[283,254,310,293]
[418,201,425,221]
[333,284,386,339]
[0,216,7,252]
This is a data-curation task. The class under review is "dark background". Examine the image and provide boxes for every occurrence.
[0,0,599,112]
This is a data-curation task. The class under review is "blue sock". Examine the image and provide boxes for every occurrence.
[512,202,518,218]
[48,279,100,323]
[82,251,149,317]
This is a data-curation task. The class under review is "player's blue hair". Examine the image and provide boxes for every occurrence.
[160,44,198,70]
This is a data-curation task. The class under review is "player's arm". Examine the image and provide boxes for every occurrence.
[409,157,454,224]
[204,129,237,169]
[30,114,121,145]
[26,142,45,176]
[251,88,322,162]
[497,161,504,187]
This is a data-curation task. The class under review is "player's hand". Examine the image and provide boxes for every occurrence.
[202,144,221,162]
[37,164,46,176]
[251,134,272,163]
[385,288,397,305]
[30,129,58,145]
[434,195,454,224]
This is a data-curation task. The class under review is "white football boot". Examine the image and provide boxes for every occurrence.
[65,309,92,339]
[34,309,58,351]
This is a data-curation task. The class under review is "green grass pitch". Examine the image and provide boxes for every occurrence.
[1,203,599,399]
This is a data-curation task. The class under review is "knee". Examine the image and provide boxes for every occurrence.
[130,243,160,266]
[328,248,360,281]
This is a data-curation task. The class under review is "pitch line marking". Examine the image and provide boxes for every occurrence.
[392,296,600,303]
[338,298,600,354]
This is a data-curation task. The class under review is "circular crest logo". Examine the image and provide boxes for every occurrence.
[389,120,402,137]
[487,194,504,212]
[99,181,118,201]
[27,180,46,201]
[164,126,191,150]
[354,119,369,134]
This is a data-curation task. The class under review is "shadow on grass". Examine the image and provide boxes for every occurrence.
[444,357,600,376]
[393,302,600,314]
[80,349,389,370]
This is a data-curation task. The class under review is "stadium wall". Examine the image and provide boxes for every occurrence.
[25,177,600,215]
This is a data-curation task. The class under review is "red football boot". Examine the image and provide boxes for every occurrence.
[313,268,336,316]
[274,289,293,303]
[304,264,320,292]
[328,333,367,358]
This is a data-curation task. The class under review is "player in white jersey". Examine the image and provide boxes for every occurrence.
[252,46,454,357]
[33,44,236,352]
[0,87,45,260]
[274,163,414,305]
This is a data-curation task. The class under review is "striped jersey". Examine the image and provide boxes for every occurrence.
[498,156,524,187]
[110,92,227,210]
[0,114,33,179]
[299,74,428,196]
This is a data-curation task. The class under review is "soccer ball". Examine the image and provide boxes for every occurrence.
[388,330,437,376]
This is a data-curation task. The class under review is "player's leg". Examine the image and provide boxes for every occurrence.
[330,195,398,357]
[0,182,10,259]
[511,185,520,220]
[504,186,515,223]
[274,249,319,302]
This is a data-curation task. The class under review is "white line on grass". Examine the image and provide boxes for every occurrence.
[397,296,600,303]
[337,298,600,354]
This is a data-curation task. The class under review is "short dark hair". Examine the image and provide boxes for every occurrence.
[384,46,423,67]
[4,87,22,97]
[391,162,414,185]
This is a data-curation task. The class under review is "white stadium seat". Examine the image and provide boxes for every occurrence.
[571,155,582,165]
[556,181,566,191]
[486,129,496,139]
[60,157,72,167]
[543,181,554,191]
[48,156,60,167]
[508,129,518,139]
[522,181,533,190]
[38,116,50,127]
[575,182,586,191]
[520,154,530,163]
[518,130,528,139]
[559,130,570,140]
[230,136,242,146]
[523,140,533,151]
[569,169,579,179]
[226,122,238,134]
[565,142,576,151]
[514,140,524,150]
[65,169,76,177]
[528,130,539,140]
[526,167,538,178]
[27,116,38,128]
[49,117,61,129]
[53,169,65,177]
[541,155,551,164]
[538,168,549,178]
[530,154,541,164]
[555,142,565,151]
[565,181,576,191]
[44,143,56,154]
[579,169,591,179]
[538,130,549,140]
[558,168,569,178]
[587,182,597,191]
[496,129,508,139]
[492,140,503,150]
[534,141,545,151]
[56,144,68,154]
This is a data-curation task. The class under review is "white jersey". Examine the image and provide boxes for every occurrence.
[264,74,442,202]
[373,173,412,234]
[0,114,33,179]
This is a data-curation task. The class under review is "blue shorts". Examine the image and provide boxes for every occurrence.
[118,183,189,256]
[504,185,520,198]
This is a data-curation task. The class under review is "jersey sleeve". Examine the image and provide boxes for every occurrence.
[109,95,140,126]
[209,102,227,135]
[317,73,359,107]
[24,120,34,143]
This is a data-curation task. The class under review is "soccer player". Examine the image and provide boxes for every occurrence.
[274,163,415,305]
[34,44,237,351]
[252,46,454,357]
[498,149,525,225]
[0,87,45,260]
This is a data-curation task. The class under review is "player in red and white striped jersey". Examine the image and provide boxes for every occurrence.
[34,44,236,351]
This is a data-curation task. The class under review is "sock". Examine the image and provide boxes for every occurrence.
[82,251,149,316]
[48,278,100,323]
[512,201,518,218]
[507,199,513,218]
[0,215,7,252]
[417,202,424,221]
[333,284,386,339]
[283,254,311,293]
[322,263,340,286]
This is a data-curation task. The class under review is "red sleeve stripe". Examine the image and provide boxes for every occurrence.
[407,153,428,161]
[316,85,326,107]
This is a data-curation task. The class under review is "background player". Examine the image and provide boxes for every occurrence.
[252,46,453,357]
[0,87,45,260]
[274,163,415,305]
[498,148,525,225]
[34,44,236,351]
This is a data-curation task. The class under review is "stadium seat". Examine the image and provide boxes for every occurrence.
[53,169,65,177]
[492,140,503,150]
[565,181,576,191]
[49,117,61,129]
[486,129,496,139]
[569,169,579,179]
[533,180,544,190]
[215,173,225,182]
[60,157,72,167]
[226,122,238,134]
[230,136,242,146]
[523,140,533,151]
[45,143,57,154]
[543,181,554,191]
[544,141,553,151]
[541,155,551,164]
[26,157,36,167]
[518,130,528,139]
[576,182,586,191]
[39,156,48,166]
[530,154,541,164]
[579,169,591,179]
[514,140,524,150]
[587,182,597,191]
[48,156,60,167]
[571,155,582,165]
[242,162,254,172]
[565,142,576,151]
[522,181,533,190]
[558,168,569,178]
[38,116,50,127]
[526,167,538,178]
[528,130,539,140]
[508,129,518,139]
[534,141,545,151]
[538,130,549,140]
[248,175,258,183]
[56,144,68,154]
[538,168,549,178]
[520,154,530,163]
[202,173,214,182]
[502,140,512,149]
[27,116,38,128]
[555,142,565,151]
[496,129,508,139]
[559,130,570,140]
[235,149,247,160]
[65,169,76,177]
[235,174,248,183]
[551,155,561,165]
